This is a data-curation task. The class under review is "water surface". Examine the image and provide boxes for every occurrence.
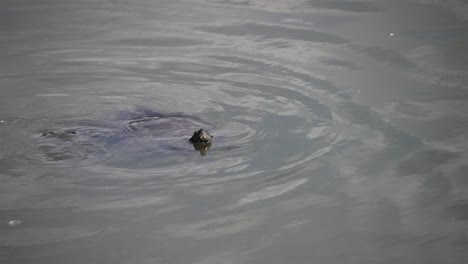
[1,0,468,263]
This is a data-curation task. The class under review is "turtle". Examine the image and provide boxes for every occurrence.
[189,129,213,144]
[189,129,213,156]
[37,106,216,159]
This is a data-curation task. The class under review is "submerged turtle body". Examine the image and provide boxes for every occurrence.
[36,106,216,162]
[0,106,235,168]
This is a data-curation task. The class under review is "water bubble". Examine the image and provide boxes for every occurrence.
[389,33,395,37]
[8,220,22,227]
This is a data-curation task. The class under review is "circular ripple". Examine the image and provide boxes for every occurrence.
[0,110,264,169]
[0,58,340,176]
[0,118,115,168]
[17,141,110,168]
[123,114,258,150]
[123,113,212,139]
[105,111,258,168]
[106,55,342,182]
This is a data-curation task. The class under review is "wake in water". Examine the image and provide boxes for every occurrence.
[0,106,224,168]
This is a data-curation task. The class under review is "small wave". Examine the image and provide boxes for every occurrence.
[0,118,115,168]
[236,178,309,207]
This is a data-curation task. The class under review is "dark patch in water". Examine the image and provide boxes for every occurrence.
[106,37,208,47]
[306,0,382,13]
[397,149,459,176]
[445,202,468,221]
[197,22,350,44]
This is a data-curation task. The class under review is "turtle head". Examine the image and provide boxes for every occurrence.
[189,129,213,156]
[189,129,213,144]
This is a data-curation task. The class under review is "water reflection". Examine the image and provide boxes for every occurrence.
[193,142,212,156]
[1,0,468,264]
[306,0,382,12]
[198,22,350,44]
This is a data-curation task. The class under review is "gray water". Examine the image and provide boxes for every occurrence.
[1,0,468,263]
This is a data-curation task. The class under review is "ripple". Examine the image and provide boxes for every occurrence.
[32,54,340,189]
[18,142,110,168]
[104,36,209,47]
[121,111,213,139]
[0,106,270,170]
[445,200,468,221]
[0,226,100,246]
[80,57,342,192]
[197,22,350,44]
[305,0,382,13]
[0,118,115,168]
[2,0,467,262]
[236,178,309,207]
[2,42,344,209]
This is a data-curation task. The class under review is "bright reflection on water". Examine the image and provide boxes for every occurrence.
[1,0,468,263]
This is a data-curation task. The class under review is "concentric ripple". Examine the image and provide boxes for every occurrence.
[0,118,116,168]
[2,0,466,262]
[0,106,274,169]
